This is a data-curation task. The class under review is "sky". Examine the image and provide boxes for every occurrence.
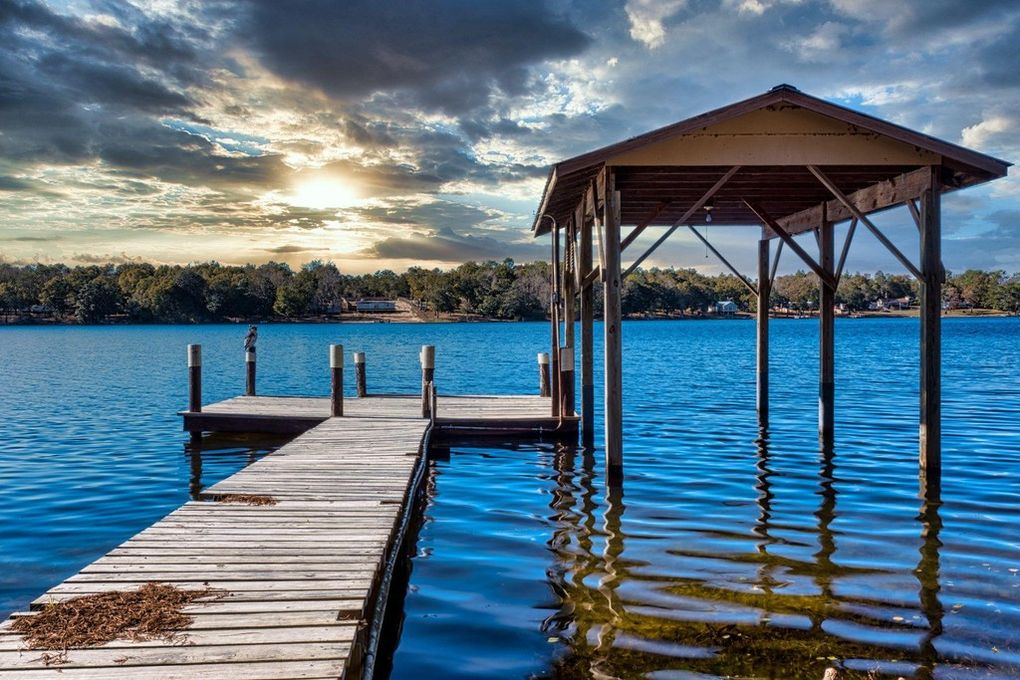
[0,0,1017,276]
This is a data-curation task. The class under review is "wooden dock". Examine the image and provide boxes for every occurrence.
[0,394,575,679]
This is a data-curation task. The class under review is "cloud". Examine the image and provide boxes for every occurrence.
[263,244,317,254]
[239,0,590,112]
[961,115,1017,151]
[625,0,688,48]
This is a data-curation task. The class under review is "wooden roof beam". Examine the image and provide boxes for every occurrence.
[772,166,934,237]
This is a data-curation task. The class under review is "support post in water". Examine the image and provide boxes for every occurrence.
[919,166,942,489]
[188,344,202,413]
[420,345,435,418]
[756,238,770,428]
[330,344,344,417]
[819,212,835,443]
[187,344,202,444]
[538,352,551,397]
[354,352,367,398]
[603,176,623,482]
[559,346,575,418]
[245,349,256,396]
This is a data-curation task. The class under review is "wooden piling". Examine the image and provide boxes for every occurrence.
[550,221,562,417]
[245,349,256,396]
[559,346,575,418]
[420,345,435,419]
[188,344,202,413]
[562,219,576,420]
[354,352,367,398]
[819,215,835,442]
[604,177,623,480]
[330,344,344,417]
[579,209,595,449]
[756,238,769,428]
[919,167,942,486]
[538,352,551,397]
[188,344,202,444]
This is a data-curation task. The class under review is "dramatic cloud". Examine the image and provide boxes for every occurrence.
[0,0,1016,273]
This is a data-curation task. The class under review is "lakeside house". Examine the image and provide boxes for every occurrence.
[355,298,397,313]
[869,296,913,311]
[711,300,739,315]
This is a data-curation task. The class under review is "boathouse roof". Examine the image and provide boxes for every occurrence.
[531,84,1010,237]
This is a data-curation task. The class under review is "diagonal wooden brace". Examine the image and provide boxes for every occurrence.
[745,200,838,292]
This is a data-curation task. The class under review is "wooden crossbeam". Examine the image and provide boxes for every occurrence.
[774,166,933,237]
[620,202,671,252]
[807,165,923,281]
[622,224,682,279]
[687,226,757,296]
[745,200,837,292]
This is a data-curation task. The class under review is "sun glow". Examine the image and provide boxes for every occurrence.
[287,179,361,210]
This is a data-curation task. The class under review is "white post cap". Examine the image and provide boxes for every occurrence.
[420,345,435,369]
[537,352,550,365]
[354,352,365,364]
[330,344,344,368]
[187,344,202,367]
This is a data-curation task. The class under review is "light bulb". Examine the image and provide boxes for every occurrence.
[705,213,713,224]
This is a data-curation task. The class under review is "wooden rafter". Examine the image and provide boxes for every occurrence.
[807,165,923,281]
[745,200,837,291]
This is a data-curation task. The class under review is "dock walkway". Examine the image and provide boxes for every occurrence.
[0,394,572,679]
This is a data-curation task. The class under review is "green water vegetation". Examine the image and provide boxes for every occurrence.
[0,259,1018,323]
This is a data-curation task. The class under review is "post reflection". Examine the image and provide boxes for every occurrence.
[536,433,952,679]
[916,477,944,680]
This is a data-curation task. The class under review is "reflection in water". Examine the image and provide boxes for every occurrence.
[181,433,287,500]
[916,480,944,680]
[532,437,963,680]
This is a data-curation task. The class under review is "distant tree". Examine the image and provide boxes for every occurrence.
[74,278,121,323]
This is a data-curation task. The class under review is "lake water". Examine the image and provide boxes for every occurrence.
[1,319,1018,679]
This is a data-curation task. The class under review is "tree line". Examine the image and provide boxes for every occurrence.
[0,259,1018,324]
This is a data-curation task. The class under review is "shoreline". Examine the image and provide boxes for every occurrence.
[0,308,1014,326]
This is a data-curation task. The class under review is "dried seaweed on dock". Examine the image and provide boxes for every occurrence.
[215,493,277,506]
[10,583,222,665]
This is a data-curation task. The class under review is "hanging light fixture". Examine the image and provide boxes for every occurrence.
[704,198,714,223]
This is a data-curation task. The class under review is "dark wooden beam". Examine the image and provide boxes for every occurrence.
[774,167,934,237]
[604,174,623,481]
[919,167,941,488]
[757,237,769,429]
[579,206,595,449]
[819,208,835,443]
[745,200,837,291]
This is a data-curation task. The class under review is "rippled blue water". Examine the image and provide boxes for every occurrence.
[383,317,1020,680]
[1,319,1018,679]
